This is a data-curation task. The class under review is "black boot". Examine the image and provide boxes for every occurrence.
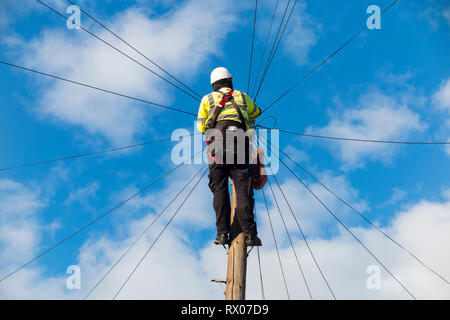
[245,234,262,246]
[214,233,230,245]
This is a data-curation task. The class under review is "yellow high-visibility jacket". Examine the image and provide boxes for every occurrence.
[197,87,261,134]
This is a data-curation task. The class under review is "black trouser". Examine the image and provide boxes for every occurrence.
[208,163,257,236]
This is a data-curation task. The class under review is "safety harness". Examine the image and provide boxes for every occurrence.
[205,89,267,190]
[206,90,248,130]
[206,90,249,163]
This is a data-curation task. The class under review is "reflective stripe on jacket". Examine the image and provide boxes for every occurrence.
[197,87,261,134]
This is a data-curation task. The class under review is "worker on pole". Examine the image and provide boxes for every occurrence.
[197,67,263,247]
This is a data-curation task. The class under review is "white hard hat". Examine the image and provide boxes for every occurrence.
[210,67,232,84]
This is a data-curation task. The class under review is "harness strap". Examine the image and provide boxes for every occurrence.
[207,90,248,130]
[206,90,234,130]
[228,95,248,129]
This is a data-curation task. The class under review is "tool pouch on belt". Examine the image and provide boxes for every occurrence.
[252,148,267,190]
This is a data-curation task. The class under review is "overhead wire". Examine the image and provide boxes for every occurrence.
[64,0,202,100]
[253,0,298,103]
[0,150,203,284]
[0,133,199,172]
[250,0,280,98]
[253,0,293,102]
[261,187,291,299]
[256,246,265,300]
[5,0,437,300]
[247,0,258,93]
[262,126,450,145]
[262,0,401,114]
[259,136,337,299]
[255,132,311,298]
[35,0,201,102]
[0,60,197,117]
[262,139,417,299]
[268,139,450,285]
[84,165,206,299]
[254,205,265,300]
[271,171,337,299]
[266,175,313,299]
[112,166,208,299]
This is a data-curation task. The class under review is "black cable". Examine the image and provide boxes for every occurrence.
[0,133,198,172]
[84,165,205,299]
[112,167,208,300]
[258,137,336,299]
[265,126,450,145]
[0,60,197,117]
[271,172,337,299]
[265,0,298,71]
[272,142,450,285]
[256,0,297,98]
[261,188,290,299]
[251,0,280,98]
[64,0,202,100]
[254,0,298,103]
[262,0,401,114]
[256,116,277,130]
[264,141,417,299]
[0,150,202,284]
[256,246,265,300]
[253,0,295,102]
[266,176,312,299]
[254,207,265,300]
[36,0,201,102]
[253,0,292,102]
[247,0,258,93]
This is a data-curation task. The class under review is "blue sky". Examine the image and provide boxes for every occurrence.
[0,0,449,299]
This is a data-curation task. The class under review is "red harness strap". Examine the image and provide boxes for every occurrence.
[217,89,234,107]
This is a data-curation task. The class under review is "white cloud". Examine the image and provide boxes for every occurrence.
[445,141,450,156]
[111,165,213,229]
[77,192,450,300]
[432,77,450,156]
[433,77,450,113]
[283,145,309,164]
[442,188,450,200]
[0,179,46,268]
[377,188,407,209]
[19,0,240,145]
[77,225,223,300]
[418,2,450,30]
[246,197,450,299]
[0,0,33,29]
[253,1,319,68]
[262,173,367,239]
[64,181,99,205]
[307,91,426,168]
[376,69,416,87]
[0,172,449,299]
[0,179,68,301]
[281,2,320,66]
[443,8,450,25]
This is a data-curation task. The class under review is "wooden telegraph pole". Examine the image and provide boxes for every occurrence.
[225,182,247,300]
